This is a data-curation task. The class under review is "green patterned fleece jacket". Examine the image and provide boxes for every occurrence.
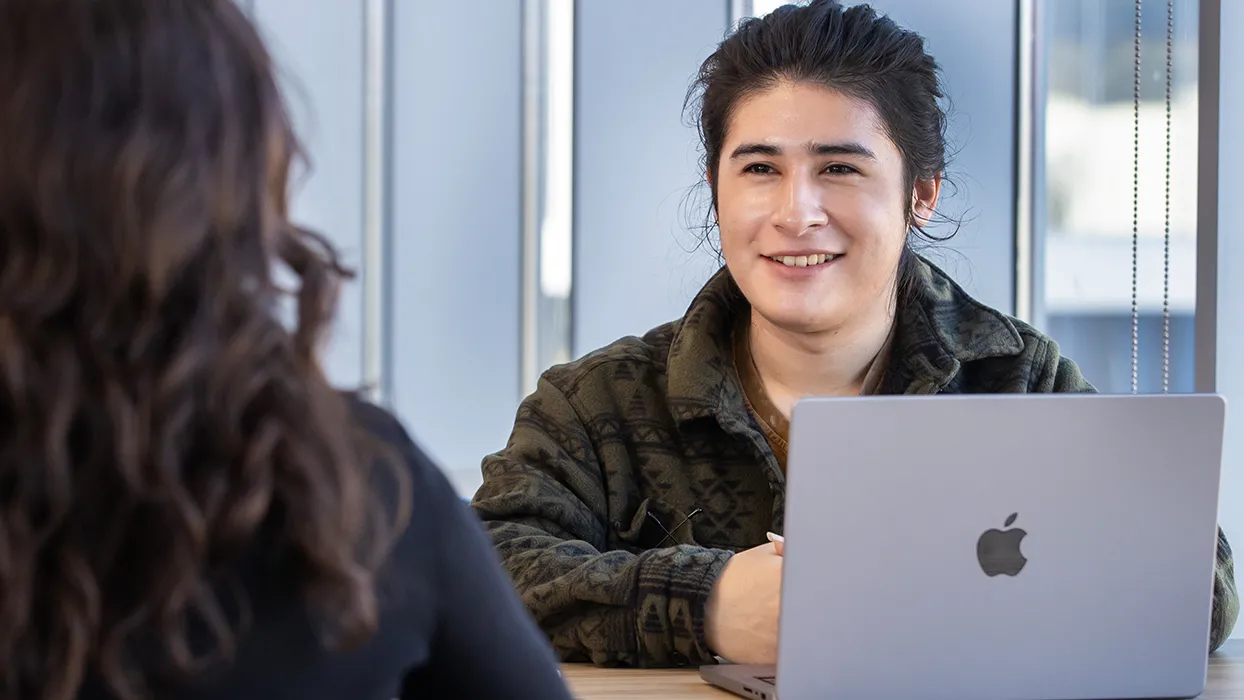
[470,256,1239,668]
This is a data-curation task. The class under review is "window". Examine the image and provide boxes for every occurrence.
[1035,0,1200,394]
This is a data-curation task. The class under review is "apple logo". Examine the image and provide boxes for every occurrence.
[976,513,1027,576]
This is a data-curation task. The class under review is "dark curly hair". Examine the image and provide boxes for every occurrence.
[0,1,408,698]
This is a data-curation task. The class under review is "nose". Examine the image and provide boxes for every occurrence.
[773,172,828,236]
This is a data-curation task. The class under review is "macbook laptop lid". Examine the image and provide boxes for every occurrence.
[703,393,1225,700]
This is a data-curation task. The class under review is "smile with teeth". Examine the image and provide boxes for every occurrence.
[767,253,839,268]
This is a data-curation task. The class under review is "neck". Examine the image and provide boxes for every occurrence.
[747,301,894,417]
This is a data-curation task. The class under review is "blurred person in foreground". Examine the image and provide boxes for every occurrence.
[0,1,572,698]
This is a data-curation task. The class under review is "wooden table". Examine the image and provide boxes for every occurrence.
[561,640,1244,699]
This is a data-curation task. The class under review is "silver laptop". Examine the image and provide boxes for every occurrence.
[702,393,1226,700]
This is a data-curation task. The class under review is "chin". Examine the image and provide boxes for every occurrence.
[755,304,844,335]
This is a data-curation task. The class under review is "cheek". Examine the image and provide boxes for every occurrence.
[715,184,767,256]
[717,219,750,268]
[835,190,907,259]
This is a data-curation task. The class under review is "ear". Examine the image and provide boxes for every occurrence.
[910,175,942,229]
[706,166,715,188]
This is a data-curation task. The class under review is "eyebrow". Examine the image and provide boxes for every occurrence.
[728,141,877,161]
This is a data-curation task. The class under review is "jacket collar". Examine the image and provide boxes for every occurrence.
[665,254,1025,423]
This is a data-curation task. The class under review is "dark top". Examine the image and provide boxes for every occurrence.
[81,397,573,700]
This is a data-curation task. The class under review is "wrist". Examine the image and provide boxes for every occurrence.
[702,559,731,655]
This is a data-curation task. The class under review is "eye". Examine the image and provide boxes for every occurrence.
[743,163,776,175]
[824,163,858,175]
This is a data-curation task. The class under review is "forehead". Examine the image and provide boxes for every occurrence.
[724,81,892,150]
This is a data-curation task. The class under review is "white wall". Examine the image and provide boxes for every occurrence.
[571,0,729,356]
[389,1,524,496]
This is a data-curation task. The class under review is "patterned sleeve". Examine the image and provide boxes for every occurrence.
[1211,529,1241,652]
[470,376,732,668]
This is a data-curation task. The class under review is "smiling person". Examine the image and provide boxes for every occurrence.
[471,0,1239,668]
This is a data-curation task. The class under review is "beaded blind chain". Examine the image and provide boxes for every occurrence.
[1130,0,1175,394]
[1131,0,1141,394]
[1161,0,1173,394]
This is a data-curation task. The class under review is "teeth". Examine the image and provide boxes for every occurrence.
[770,254,836,267]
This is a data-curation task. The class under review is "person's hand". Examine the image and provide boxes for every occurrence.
[703,538,784,664]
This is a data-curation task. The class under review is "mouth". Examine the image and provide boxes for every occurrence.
[764,253,841,268]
